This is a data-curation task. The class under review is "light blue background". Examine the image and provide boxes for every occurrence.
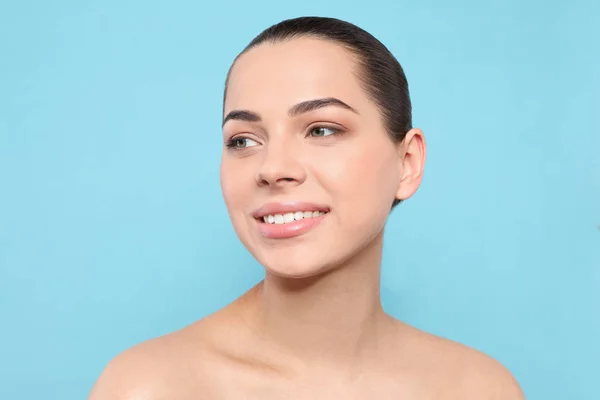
[1,1,598,398]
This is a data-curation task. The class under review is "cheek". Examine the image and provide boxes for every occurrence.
[324,143,398,209]
[220,158,250,209]
[220,159,255,245]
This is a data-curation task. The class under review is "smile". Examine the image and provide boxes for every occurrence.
[252,202,330,239]
[261,211,327,225]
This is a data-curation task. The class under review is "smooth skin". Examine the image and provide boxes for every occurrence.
[89,37,525,399]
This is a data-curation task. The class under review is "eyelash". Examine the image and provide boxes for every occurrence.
[225,125,343,150]
[225,137,253,149]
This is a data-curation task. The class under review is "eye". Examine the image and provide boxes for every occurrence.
[226,137,259,149]
[309,126,339,138]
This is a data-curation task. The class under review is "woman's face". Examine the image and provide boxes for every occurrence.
[221,37,416,278]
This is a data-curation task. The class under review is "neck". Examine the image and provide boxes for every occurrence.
[239,232,396,373]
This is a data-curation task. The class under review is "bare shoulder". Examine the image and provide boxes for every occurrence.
[88,319,220,400]
[461,349,525,400]
[395,322,525,399]
[88,338,167,399]
[88,290,258,400]
[456,347,525,400]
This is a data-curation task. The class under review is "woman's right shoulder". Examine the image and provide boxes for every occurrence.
[87,318,224,400]
[88,337,169,400]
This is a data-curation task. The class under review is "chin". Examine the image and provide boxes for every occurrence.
[257,250,336,279]
[264,265,327,279]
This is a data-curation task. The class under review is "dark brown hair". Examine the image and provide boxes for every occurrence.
[224,16,413,207]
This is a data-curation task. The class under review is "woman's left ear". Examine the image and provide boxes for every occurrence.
[395,128,426,201]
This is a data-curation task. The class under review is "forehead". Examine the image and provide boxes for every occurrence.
[225,37,368,114]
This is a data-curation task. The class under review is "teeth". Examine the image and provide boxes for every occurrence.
[261,210,327,225]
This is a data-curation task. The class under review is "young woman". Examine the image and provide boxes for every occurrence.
[90,17,524,399]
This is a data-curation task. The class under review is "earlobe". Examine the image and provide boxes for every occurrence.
[395,128,426,201]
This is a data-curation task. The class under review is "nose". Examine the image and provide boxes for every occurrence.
[256,143,306,188]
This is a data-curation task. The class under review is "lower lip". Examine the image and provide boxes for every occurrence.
[256,214,327,239]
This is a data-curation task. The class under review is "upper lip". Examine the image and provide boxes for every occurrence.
[252,201,330,219]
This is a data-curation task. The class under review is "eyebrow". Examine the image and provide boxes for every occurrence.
[222,97,358,127]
